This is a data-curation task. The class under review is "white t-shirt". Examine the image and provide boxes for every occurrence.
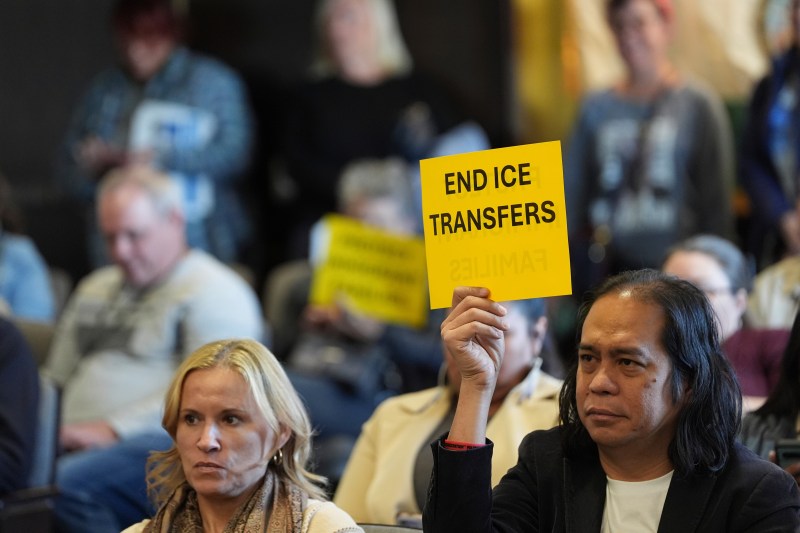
[601,471,673,533]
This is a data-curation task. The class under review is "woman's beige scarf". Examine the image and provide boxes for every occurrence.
[144,469,307,532]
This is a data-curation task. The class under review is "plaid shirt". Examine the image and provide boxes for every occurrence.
[58,47,255,262]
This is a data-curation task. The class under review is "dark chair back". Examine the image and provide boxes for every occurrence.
[0,372,61,532]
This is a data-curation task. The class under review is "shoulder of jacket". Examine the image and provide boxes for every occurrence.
[383,386,445,415]
[303,500,362,533]
[74,265,123,294]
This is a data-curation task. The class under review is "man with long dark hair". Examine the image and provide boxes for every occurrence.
[423,270,800,531]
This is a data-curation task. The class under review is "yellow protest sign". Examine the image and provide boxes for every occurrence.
[420,140,571,308]
[309,214,428,328]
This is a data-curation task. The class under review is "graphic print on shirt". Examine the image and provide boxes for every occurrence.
[591,114,678,238]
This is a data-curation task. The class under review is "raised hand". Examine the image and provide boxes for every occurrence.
[441,286,509,391]
[441,286,509,444]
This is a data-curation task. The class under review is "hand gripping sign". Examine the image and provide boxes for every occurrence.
[420,141,572,308]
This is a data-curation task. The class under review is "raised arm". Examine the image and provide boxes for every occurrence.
[440,286,509,445]
[423,287,509,533]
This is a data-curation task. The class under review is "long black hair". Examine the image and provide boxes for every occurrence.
[559,269,742,476]
[753,307,800,421]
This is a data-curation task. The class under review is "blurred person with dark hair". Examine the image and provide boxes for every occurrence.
[0,171,55,321]
[423,271,799,532]
[0,317,39,495]
[565,0,734,297]
[334,298,560,527]
[741,0,800,265]
[58,0,254,266]
[741,306,800,484]
[663,234,789,402]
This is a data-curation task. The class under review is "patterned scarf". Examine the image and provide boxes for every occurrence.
[143,469,307,533]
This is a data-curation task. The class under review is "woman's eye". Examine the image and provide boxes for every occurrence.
[183,414,198,425]
[224,415,241,425]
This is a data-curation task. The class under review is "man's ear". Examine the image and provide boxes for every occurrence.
[680,385,693,408]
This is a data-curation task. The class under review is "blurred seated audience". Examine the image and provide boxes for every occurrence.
[44,165,264,533]
[121,339,362,532]
[662,234,789,402]
[0,171,55,322]
[0,316,39,495]
[282,0,462,258]
[740,0,800,266]
[57,0,255,266]
[748,254,800,329]
[740,307,800,484]
[333,298,561,527]
[565,0,734,297]
[279,158,443,444]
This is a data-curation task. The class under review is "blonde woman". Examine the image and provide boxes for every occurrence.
[122,339,362,532]
[283,0,458,258]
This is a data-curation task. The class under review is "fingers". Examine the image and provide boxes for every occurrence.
[450,286,490,309]
[443,287,508,336]
[442,318,505,347]
[441,287,508,368]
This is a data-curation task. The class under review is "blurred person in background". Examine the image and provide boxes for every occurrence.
[333,298,561,527]
[281,0,462,258]
[57,0,255,266]
[565,0,734,298]
[278,159,443,437]
[266,158,445,490]
[748,253,800,329]
[46,165,263,533]
[741,0,800,267]
[662,234,789,404]
[0,170,55,322]
[0,317,39,495]
[740,306,800,485]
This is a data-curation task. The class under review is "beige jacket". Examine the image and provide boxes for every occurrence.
[120,499,363,533]
[747,255,800,329]
[333,365,562,524]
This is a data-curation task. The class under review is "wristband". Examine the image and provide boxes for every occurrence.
[443,438,485,451]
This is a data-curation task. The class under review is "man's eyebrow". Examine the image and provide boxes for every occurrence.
[609,346,647,358]
[577,344,648,357]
